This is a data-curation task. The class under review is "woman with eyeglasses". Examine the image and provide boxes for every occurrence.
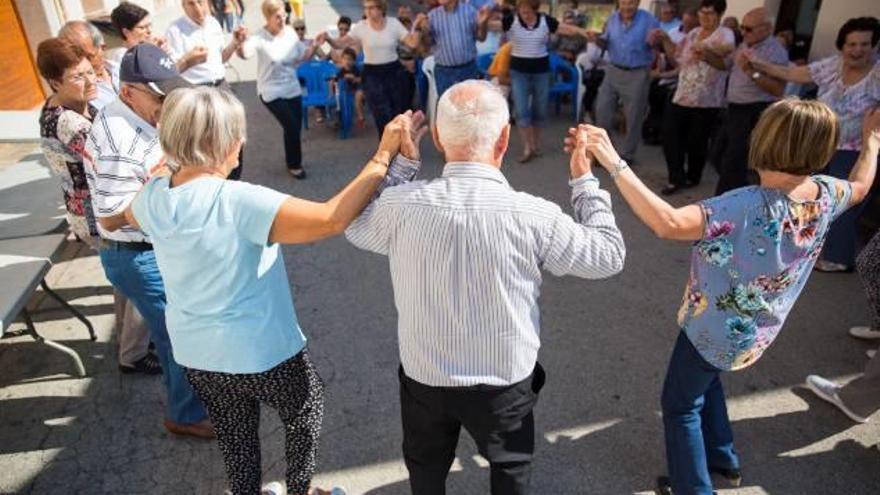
[652,0,735,196]
[743,16,880,272]
[320,0,419,135]
[36,38,100,248]
[107,2,170,80]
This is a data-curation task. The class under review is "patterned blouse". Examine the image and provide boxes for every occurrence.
[39,100,99,245]
[679,176,852,371]
[808,55,880,151]
[673,26,736,108]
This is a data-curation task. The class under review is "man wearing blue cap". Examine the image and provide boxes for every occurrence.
[84,43,213,439]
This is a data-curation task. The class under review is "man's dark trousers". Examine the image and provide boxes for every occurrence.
[399,364,546,495]
[715,101,772,195]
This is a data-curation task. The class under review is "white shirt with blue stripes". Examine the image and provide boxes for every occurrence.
[347,159,625,387]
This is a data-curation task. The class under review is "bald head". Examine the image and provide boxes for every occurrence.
[741,7,773,46]
[59,21,96,51]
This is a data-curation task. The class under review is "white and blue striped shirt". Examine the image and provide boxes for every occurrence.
[428,3,479,67]
[346,161,625,386]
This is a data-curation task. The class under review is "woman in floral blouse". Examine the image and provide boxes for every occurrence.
[566,99,880,495]
[653,0,735,195]
[745,16,880,271]
[36,37,99,247]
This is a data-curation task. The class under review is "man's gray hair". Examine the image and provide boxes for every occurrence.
[59,20,104,48]
[435,80,509,158]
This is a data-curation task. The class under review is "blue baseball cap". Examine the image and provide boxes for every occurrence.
[119,42,191,96]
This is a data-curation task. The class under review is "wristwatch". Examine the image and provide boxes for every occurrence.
[610,158,629,179]
[751,71,762,81]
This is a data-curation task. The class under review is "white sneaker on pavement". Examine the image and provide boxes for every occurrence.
[868,349,877,359]
[849,326,880,340]
[262,481,286,495]
[806,375,869,423]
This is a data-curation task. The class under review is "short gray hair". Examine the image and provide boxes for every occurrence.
[435,80,509,158]
[59,20,104,48]
[159,87,247,169]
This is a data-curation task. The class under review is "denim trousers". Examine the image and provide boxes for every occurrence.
[661,332,739,495]
[434,60,481,99]
[820,149,871,266]
[100,247,207,424]
[509,70,551,128]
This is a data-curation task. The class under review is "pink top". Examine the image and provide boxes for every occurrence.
[673,26,736,108]
[808,55,880,151]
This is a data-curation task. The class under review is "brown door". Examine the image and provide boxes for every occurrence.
[0,0,45,110]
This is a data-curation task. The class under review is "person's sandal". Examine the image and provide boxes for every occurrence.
[517,151,534,163]
[119,352,162,375]
[288,168,307,180]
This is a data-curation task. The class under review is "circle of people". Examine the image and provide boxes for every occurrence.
[33,0,880,494]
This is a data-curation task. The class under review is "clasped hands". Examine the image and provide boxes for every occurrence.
[563,125,622,179]
[375,111,429,164]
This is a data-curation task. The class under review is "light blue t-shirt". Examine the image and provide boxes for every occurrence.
[132,176,305,374]
[602,9,659,69]
[679,176,852,371]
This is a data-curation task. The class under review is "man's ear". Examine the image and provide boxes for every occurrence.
[494,124,511,161]
[432,123,445,156]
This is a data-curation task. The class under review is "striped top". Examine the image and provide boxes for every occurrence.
[503,13,559,73]
[346,162,625,387]
[84,98,163,243]
[428,3,478,67]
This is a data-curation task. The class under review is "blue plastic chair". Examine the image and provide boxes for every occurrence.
[336,78,355,139]
[298,60,339,129]
[476,52,495,78]
[548,52,580,122]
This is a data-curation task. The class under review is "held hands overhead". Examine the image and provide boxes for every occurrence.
[563,124,623,178]
[376,111,429,163]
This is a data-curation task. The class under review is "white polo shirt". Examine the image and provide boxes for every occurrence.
[84,98,163,243]
[165,15,227,84]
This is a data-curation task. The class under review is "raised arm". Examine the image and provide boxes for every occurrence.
[567,125,706,241]
[848,108,880,206]
[744,50,813,84]
[540,128,625,279]
[475,6,491,42]
[268,115,410,244]
[222,25,248,63]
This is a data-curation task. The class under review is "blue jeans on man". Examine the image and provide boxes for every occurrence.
[100,247,207,424]
[661,332,740,495]
[434,60,481,99]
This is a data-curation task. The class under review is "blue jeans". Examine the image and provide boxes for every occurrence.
[821,150,872,266]
[100,247,207,424]
[661,332,739,495]
[509,70,551,128]
[434,60,481,99]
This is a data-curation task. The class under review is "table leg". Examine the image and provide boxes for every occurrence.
[21,308,87,377]
[39,279,96,341]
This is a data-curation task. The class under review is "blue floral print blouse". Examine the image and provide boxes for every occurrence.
[679,176,852,371]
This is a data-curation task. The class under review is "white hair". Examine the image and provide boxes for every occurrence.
[435,80,509,158]
[160,87,247,169]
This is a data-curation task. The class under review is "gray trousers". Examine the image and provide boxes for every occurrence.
[839,231,880,419]
[595,65,652,159]
[113,290,149,366]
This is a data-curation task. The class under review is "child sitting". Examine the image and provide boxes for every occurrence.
[333,47,366,128]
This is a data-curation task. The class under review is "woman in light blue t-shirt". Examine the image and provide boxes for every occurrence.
[566,100,879,495]
[126,87,424,495]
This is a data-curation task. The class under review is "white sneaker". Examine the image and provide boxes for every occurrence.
[849,326,880,340]
[868,349,877,359]
[805,375,868,423]
[262,481,286,495]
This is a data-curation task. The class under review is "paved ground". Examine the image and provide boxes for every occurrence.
[1,1,879,494]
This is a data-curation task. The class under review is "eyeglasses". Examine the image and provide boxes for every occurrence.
[294,27,306,32]
[741,24,763,33]
[129,84,165,103]
[65,67,97,85]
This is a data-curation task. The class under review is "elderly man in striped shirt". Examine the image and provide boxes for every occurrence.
[346,80,625,494]
[413,0,493,97]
